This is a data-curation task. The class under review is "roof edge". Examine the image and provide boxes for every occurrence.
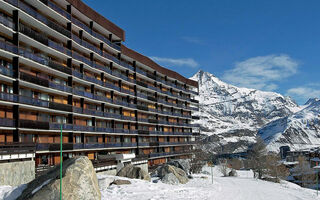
[121,45,198,88]
[66,0,125,41]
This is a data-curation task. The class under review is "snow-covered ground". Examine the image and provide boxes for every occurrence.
[99,166,319,200]
[0,166,319,200]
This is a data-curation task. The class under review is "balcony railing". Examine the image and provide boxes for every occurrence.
[49,123,73,130]
[40,0,71,20]
[0,65,13,77]
[20,72,49,87]
[48,60,72,75]
[0,14,15,30]
[0,118,15,127]
[19,119,49,129]
[0,142,36,155]
[71,17,121,51]
[49,82,72,93]
[48,102,72,112]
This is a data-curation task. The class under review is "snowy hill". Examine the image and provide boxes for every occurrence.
[190,70,302,153]
[259,99,320,152]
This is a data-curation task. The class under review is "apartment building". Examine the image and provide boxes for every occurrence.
[0,0,199,170]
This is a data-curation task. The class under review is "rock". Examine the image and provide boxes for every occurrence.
[111,179,131,185]
[16,156,101,200]
[158,164,189,184]
[116,164,151,181]
[228,169,237,177]
[202,171,211,175]
[200,176,208,179]
[161,173,179,185]
[167,159,191,175]
[188,175,194,179]
[98,177,114,189]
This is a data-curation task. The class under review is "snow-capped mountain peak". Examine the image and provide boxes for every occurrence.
[259,98,320,152]
[191,70,302,153]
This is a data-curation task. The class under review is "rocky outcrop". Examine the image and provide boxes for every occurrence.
[161,173,179,185]
[16,156,101,200]
[116,164,151,181]
[167,159,191,175]
[158,164,189,184]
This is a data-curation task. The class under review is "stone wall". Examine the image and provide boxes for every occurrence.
[0,160,35,186]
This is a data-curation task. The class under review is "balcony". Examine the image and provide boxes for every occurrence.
[71,17,121,51]
[49,123,73,130]
[18,1,71,38]
[137,118,148,123]
[136,68,147,76]
[0,40,18,54]
[120,61,134,71]
[114,129,130,134]
[19,119,49,129]
[122,116,135,121]
[19,96,49,108]
[104,82,120,91]
[148,119,158,124]
[83,75,103,85]
[49,82,72,93]
[0,65,14,77]
[105,143,122,148]
[73,125,95,132]
[121,88,134,95]
[20,72,49,87]
[138,130,149,135]
[121,143,137,147]
[40,0,71,20]
[84,143,105,149]
[48,60,72,75]
[147,96,157,102]
[191,99,199,104]
[138,142,149,146]
[48,40,71,56]
[0,142,36,154]
[149,141,159,147]
[137,93,147,99]
[48,102,72,112]
[137,105,148,111]
[0,118,15,127]
[0,92,17,102]
[136,80,148,88]
[0,15,15,30]
[19,23,48,46]
[72,52,91,66]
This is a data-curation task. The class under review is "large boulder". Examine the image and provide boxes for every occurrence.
[161,173,179,185]
[116,164,151,181]
[16,156,101,200]
[167,159,191,175]
[158,164,189,184]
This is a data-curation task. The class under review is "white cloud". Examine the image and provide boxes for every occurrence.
[286,86,320,104]
[222,54,299,91]
[150,57,199,68]
[181,36,204,45]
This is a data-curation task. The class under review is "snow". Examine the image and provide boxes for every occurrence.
[97,166,319,200]
[0,166,318,200]
[259,98,320,152]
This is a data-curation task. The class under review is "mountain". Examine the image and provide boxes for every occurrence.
[258,99,320,152]
[190,70,302,153]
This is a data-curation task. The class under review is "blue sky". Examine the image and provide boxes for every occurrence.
[83,0,320,104]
